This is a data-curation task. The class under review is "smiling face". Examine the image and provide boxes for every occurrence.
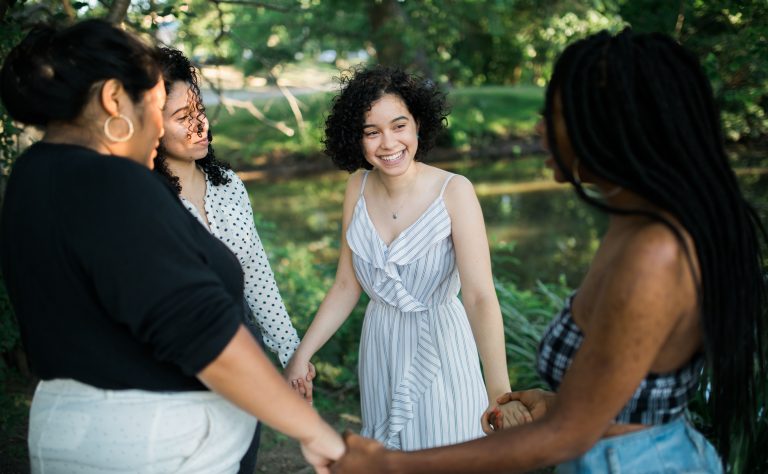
[160,81,209,164]
[361,93,419,175]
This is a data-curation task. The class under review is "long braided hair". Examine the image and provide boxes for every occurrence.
[544,29,766,462]
[153,47,230,193]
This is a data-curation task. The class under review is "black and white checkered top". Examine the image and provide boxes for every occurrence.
[536,293,705,425]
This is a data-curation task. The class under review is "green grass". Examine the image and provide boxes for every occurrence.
[209,91,333,168]
[209,85,545,168]
[446,85,544,148]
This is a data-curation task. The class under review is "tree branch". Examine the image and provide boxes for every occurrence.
[60,0,76,23]
[674,0,686,39]
[105,0,130,24]
[209,0,294,13]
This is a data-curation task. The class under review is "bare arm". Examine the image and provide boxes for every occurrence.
[199,326,344,471]
[444,176,511,402]
[334,225,695,473]
[285,174,364,378]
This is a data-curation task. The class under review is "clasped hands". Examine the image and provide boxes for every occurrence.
[483,388,555,431]
[328,389,553,473]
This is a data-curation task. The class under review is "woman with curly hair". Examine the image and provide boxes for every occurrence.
[153,47,315,473]
[285,65,530,451]
[332,29,766,474]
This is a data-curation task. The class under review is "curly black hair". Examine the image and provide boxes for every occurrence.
[153,47,231,193]
[323,65,449,172]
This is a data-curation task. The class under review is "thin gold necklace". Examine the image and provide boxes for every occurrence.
[381,164,420,220]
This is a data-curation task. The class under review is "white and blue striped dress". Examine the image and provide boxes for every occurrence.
[347,171,487,451]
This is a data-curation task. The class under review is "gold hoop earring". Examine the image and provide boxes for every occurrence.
[572,158,622,199]
[103,114,134,143]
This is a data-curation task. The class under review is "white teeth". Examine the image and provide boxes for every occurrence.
[380,150,404,161]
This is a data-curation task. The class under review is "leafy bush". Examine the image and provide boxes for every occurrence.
[497,277,571,389]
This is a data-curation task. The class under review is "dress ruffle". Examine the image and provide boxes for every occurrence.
[347,197,450,447]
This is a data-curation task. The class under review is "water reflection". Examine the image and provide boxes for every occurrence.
[245,157,767,289]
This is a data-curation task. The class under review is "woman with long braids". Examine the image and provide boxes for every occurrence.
[153,47,315,473]
[332,29,766,473]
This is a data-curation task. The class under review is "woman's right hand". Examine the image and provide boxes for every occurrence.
[496,389,556,422]
[300,425,346,474]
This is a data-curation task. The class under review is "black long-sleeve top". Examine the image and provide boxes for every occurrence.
[0,143,244,391]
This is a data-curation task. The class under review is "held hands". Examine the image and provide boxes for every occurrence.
[482,399,532,433]
[300,425,346,474]
[285,357,317,405]
[495,388,556,425]
[331,432,389,474]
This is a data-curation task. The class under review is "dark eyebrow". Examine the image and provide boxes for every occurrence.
[362,116,409,129]
[170,106,188,117]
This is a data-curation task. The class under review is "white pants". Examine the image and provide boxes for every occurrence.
[29,379,257,473]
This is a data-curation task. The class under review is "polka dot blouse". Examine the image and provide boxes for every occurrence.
[179,169,300,367]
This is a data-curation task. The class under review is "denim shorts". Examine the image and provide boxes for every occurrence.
[557,417,723,473]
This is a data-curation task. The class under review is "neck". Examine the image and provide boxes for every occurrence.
[43,123,113,156]
[376,162,420,197]
[165,157,201,190]
[603,187,662,217]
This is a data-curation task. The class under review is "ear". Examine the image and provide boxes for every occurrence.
[99,79,124,116]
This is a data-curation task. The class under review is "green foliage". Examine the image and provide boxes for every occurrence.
[0,279,19,360]
[619,0,768,140]
[497,277,572,389]
[253,212,366,392]
[0,3,26,176]
[0,0,25,391]
[447,86,544,148]
[211,91,333,167]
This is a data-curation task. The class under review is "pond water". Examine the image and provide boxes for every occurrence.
[245,155,768,289]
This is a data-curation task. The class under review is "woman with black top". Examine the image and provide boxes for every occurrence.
[0,20,342,473]
[332,29,766,473]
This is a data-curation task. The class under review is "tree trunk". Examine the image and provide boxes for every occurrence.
[105,0,130,24]
[367,0,432,79]
[367,0,405,67]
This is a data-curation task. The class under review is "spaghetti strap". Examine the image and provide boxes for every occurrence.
[360,170,370,196]
[439,173,456,197]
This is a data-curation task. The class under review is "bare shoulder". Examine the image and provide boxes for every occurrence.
[439,172,483,225]
[604,219,697,299]
[622,221,693,270]
[441,172,476,203]
[344,170,366,196]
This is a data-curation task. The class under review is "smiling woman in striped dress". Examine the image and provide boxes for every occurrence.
[284,66,531,451]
